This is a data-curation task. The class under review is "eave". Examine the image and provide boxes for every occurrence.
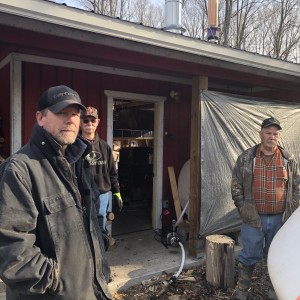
[0,0,300,84]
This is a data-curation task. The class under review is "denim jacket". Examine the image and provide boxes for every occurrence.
[231,144,300,228]
[0,124,112,300]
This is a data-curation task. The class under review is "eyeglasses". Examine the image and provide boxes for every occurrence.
[82,118,97,124]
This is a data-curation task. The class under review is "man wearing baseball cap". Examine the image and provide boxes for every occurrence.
[231,117,300,300]
[0,85,112,299]
[79,106,122,239]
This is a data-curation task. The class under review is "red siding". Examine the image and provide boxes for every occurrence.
[21,62,192,201]
[0,64,10,158]
[23,62,41,144]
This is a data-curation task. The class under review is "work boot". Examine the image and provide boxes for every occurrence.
[232,287,249,300]
[267,288,278,300]
[232,262,255,300]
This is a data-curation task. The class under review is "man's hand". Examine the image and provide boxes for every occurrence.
[113,192,123,211]
[237,205,243,215]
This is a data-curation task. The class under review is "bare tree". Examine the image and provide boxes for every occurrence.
[70,0,300,62]
[79,0,130,17]
[222,0,233,45]
[229,0,265,48]
[183,0,207,38]
[78,0,163,26]
[240,0,300,62]
[267,0,300,60]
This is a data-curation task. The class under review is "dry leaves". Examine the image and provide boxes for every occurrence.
[113,260,273,300]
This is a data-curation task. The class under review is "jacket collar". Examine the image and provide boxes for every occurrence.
[31,123,87,163]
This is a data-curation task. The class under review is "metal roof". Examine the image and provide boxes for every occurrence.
[0,0,300,79]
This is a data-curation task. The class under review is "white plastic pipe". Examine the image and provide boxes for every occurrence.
[174,200,189,228]
[173,241,185,279]
[268,207,300,300]
[155,240,186,298]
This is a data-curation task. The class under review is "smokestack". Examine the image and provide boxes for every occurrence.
[207,0,219,42]
[163,0,185,34]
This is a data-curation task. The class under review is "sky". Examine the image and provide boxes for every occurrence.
[53,0,85,9]
[53,0,164,8]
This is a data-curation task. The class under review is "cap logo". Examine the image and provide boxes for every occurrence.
[53,91,79,99]
[38,85,86,113]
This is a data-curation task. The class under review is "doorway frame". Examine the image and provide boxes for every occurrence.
[104,90,166,231]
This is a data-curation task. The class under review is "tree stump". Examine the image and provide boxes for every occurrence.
[205,234,235,288]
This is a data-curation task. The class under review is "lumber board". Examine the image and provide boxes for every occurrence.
[168,166,183,224]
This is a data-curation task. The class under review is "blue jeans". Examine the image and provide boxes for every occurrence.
[99,192,110,229]
[238,213,283,266]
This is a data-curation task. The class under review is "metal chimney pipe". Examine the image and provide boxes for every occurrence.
[163,0,185,34]
[207,0,219,42]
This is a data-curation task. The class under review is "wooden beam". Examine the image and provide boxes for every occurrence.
[168,166,183,224]
[189,76,207,257]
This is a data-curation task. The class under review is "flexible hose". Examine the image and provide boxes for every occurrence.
[153,240,186,299]
[173,241,185,279]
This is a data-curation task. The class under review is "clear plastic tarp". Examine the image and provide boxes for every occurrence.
[178,90,300,237]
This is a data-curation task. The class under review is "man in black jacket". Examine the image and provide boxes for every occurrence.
[0,85,112,300]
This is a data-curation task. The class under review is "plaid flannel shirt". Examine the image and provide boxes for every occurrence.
[253,146,287,214]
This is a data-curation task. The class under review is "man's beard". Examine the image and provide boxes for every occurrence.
[56,131,78,145]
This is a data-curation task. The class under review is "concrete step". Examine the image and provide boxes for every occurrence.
[0,279,5,295]
[0,279,5,300]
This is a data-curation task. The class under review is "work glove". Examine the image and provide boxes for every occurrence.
[113,192,123,211]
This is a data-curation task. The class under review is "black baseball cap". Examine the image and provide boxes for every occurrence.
[38,85,86,113]
[261,117,282,130]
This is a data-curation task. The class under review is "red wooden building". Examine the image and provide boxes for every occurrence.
[1,0,300,256]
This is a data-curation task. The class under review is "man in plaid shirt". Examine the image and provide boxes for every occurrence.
[231,117,300,300]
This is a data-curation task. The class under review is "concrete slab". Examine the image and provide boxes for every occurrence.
[107,230,205,295]
[0,230,207,299]
[0,279,5,300]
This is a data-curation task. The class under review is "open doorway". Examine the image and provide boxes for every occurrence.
[112,100,154,235]
[104,90,166,236]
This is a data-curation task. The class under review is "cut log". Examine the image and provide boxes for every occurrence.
[205,234,235,288]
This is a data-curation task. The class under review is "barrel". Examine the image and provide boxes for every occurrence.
[268,207,300,300]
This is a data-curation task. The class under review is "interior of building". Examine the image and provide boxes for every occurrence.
[111,100,154,236]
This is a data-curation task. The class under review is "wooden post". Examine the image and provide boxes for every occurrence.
[205,234,235,288]
[189,76,208,257]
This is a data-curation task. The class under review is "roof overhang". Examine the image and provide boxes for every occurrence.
[0,0,300,83]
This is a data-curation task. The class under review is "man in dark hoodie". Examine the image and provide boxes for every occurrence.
[80,106,122,233]
[0,85,112,300]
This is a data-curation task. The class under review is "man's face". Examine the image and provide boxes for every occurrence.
[36,105,81,145]
[80,116,100,136]
[259,125,281,150]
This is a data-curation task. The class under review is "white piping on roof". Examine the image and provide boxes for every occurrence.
[0,0,300,77]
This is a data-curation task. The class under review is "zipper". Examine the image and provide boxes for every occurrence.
[62,157,84,207]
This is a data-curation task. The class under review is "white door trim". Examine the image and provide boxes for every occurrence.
[10,58,22,154]
[104,90,166,231]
